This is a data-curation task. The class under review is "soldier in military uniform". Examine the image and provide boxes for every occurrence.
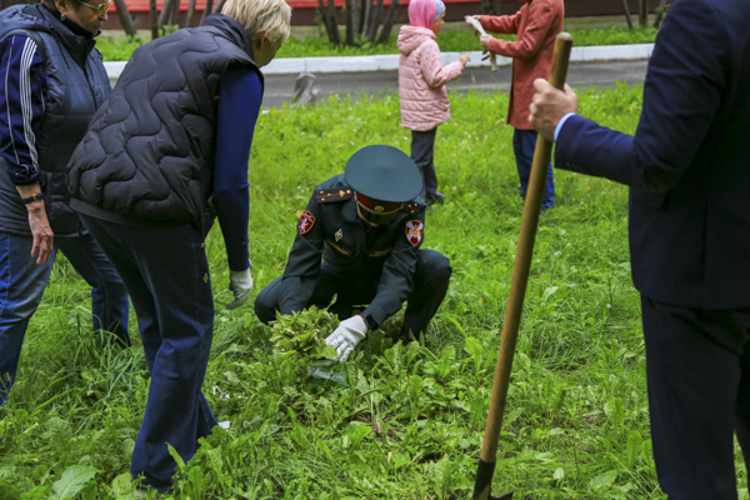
[254,145,452,361]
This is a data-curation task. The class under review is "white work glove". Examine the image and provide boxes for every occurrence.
[226,268,253,310]
[324,315,368,362]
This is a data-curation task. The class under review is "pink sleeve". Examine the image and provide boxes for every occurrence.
[487,3,553,60]
[480,9,522,35]
[419,41,465,88]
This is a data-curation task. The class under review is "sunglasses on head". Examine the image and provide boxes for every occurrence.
[79,0,111,16]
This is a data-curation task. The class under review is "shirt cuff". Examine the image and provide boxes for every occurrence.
[554,112,577,142]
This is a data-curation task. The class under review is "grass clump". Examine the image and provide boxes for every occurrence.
[269,307,339,360]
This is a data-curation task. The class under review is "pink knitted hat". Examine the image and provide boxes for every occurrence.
[408,0,437,31]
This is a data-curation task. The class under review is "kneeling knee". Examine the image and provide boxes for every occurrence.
[420,250,452,285]
[253,295,276,325]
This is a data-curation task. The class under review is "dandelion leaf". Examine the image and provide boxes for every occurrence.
[48,465,98,500]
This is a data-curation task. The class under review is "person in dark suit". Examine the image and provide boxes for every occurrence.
[528,0,750,497]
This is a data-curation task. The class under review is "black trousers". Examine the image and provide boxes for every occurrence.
[410,128,439,200]
[641,296,750,499]
[255,249,451,340]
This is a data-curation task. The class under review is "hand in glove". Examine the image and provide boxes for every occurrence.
[226,268,253,310]
[324,315,368,362]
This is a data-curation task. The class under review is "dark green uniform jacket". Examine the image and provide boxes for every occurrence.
[277,174,427,326]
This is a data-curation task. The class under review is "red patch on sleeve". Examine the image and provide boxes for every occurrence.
[405,220,424,247]
[298,210,316,234]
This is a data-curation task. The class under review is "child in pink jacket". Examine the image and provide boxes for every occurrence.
[398,0,469,205]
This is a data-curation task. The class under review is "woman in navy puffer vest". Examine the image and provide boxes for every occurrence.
[67,0,291,492]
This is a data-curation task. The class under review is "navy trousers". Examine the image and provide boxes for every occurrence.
[641,296,750,499]
[80,214,218,492]
[255,249,451,340]
[513,128,555,208]
[410,128,443,204]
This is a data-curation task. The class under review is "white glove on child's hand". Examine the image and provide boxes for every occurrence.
[324,315,368,362]
[226,268,253,310]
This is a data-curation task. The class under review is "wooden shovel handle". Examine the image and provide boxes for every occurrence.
[480,31,574,465]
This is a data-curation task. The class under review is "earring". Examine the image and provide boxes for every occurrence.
[60,12,66,21]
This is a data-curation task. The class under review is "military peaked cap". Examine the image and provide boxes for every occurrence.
[344,145,422,203]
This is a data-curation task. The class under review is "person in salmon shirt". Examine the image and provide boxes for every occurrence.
[466,0,564,210]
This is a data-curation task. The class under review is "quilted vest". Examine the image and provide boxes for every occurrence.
[67,14,262,237]
[0,4,110,237]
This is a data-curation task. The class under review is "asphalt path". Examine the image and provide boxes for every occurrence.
[261,59,649,108]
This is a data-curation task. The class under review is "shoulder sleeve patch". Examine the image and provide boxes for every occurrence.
[315,187,354,204]
[405,220,424,247]
[298,210,316,234]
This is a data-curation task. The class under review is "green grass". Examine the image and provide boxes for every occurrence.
[96,24,659,62]
[2,84,747,499]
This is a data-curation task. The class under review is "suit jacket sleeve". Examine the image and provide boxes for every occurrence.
[362,211,425,326]
[276,195,324,315]
[555,0,726,193]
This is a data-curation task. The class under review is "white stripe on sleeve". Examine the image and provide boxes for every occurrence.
[19,36,40,173]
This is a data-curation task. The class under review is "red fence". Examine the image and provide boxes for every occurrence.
[104,0,670,29]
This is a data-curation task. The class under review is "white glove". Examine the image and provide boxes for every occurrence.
[324,315,368,362]
[226,268,253,310]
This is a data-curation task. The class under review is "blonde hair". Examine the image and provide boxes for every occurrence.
[222,0,292,45]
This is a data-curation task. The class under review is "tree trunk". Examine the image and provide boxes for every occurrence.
[357,0,366,37]
[345,0,356,46]
[200,0,214,26]
[317,0,341,46]
[185,0,197,28]
[112,0,138,37]
[362,0,372,41]
[350,0,359,40]
[325,0,341,45]
[149,0,158,38]
[639,0,648,26]
[376,0,398,45]
[367,0,383,44]
[158,0,175,31]
[317,0,334,42]
[621,0,633,29]
[652,0,669,28]
[169,0,180,28]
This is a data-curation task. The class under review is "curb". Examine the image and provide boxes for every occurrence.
[103,43,653,84]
